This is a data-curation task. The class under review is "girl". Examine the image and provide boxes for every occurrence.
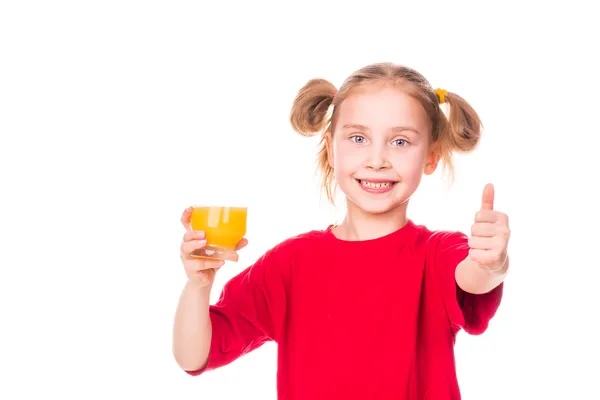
[173,62,510,399]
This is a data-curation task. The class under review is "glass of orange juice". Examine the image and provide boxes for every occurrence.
[189,206,247,262]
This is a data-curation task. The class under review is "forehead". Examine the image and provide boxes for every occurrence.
[336,84,431,134]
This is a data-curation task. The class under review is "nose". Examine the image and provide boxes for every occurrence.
[366,146,391,170]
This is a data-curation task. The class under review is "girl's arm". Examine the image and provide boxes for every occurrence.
[177,241,293,376]
[173,280,213,371]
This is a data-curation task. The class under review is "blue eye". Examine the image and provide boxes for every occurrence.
[393,139,408,147]
[350,135,366,143]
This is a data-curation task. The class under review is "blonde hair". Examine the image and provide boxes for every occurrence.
[289,62,482,203]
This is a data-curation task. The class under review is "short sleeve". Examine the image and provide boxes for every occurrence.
[431,231,503,336]
[185,241,291,376]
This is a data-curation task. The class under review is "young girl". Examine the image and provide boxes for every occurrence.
[173,62,510,399]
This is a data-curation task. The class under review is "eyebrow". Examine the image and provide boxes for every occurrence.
[342,123,421,135]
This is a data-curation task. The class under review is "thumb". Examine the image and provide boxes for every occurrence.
[481,183,495,210]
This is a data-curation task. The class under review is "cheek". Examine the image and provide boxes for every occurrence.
[333,141,360,171]
[390,148,428,175]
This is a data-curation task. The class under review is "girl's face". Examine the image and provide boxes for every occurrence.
[327,85,439,216]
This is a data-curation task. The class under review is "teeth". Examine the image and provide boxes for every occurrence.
[360,180,393,189]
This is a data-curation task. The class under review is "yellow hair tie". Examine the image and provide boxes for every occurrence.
[435,88,448,104]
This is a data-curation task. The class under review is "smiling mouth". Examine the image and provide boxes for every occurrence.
[356,179,399,190]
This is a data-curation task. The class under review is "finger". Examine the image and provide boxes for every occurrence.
[203,260,225,270]
[235,238,248,251]
[469,248,504,267]
[183,230,206,242]
[187,259,225,271]
[471,222,497,237]
[181,206,193,232]
[469,248,493,264]
[180,239,207,256]
[468,236,494,250]
[475,209,498,223]
[481,183,494,211]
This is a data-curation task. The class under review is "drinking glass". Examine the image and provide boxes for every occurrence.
[189,205,247,262]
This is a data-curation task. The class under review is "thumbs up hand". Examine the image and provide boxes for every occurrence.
[468,183,511,273]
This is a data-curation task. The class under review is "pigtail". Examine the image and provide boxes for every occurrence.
[433,90,483,183]
[442,92,482,153]
[290,78,337,137]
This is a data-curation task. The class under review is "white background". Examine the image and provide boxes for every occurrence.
[1,1,599,399]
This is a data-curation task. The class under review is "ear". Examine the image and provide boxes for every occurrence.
[325,131,334,168]
[424,145,440,175]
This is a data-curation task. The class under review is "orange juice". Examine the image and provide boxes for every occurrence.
[190,206,247,262]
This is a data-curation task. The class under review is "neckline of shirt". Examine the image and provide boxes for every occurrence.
[323,219,417,246]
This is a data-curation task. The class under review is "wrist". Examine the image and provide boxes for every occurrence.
[186,278,213,294]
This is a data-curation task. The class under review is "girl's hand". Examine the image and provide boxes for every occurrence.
[179,207,248,287]
[468,184,511,274]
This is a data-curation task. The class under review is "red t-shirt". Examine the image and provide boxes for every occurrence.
[185,220,503,399]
